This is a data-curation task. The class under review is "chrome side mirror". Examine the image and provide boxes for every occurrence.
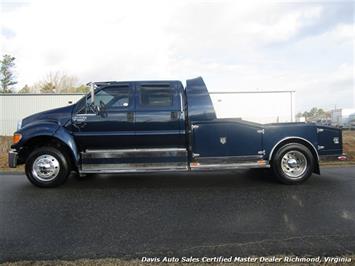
[90,83,95,103]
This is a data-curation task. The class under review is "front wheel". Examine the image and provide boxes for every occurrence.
[25,146,71,188]
[272,143,314,184]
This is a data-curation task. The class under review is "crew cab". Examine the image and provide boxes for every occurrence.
[9,77,343,187]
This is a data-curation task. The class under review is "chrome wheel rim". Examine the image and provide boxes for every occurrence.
[281,150,307,179]
[32,155,60,182]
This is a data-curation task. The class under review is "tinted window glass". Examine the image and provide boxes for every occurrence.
[140,86,173,107]
[95,86,130,109]
[79,86,131,114]
[94,90,114,106]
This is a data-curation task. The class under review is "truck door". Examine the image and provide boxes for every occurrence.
[134,83,185,148]
[71,84,135,150]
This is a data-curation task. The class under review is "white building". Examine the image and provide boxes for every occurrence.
[0,94,83,136]
[210,90,295,123]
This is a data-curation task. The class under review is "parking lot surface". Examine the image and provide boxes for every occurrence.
[1,167,355,262]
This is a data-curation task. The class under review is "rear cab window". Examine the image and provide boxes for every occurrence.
[136,84,180,111]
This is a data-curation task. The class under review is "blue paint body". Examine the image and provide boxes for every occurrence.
[12,77,343,173]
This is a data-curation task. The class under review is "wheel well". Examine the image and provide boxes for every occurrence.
[269,138,320,174]
[20,136,77,170]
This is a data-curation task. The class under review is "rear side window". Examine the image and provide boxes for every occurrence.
[139,86,174,107]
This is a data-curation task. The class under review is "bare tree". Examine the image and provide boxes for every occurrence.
[32,72,79,93]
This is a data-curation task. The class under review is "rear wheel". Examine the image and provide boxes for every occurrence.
[25,146,70,187]
[272,143,314,184]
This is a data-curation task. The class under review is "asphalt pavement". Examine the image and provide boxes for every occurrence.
[1,167,355,262]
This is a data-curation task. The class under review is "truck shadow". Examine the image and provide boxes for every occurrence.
[68,168,281,189]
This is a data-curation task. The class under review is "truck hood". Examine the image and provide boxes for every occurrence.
[22,104,74,128]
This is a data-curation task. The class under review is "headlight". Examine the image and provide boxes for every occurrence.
[17,120,22,130]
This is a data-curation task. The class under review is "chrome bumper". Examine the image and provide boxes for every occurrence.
[8,149,18,168]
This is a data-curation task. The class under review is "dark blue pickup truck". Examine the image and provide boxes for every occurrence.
[9,77,343,187]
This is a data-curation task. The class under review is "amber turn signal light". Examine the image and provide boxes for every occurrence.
[13,133,22,144]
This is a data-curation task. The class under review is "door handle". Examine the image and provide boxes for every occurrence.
[73,120,87,128]
[171,111,179,120]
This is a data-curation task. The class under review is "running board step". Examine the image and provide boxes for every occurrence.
[80,148,188,173]
[190,156,270,170]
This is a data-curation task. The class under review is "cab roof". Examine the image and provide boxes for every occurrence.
[89,80,182,87]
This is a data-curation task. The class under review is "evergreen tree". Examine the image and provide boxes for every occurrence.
[0,54,17,93]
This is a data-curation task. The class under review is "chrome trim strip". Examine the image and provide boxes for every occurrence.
[80,168,188,174]
[75,131,135,136]
[83,153,186,159]
[190,162,270,170]
[75,131,184,136]
[85,148,187,153]
[80,162,269,173]
[196,155,263,163]
[82,148,187,160]
[135,130,183,135]
[74,113,97,116]
[83,154,187,160]
[268,136,320,161]
[81,162,188,172]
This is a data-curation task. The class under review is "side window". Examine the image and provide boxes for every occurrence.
[139,86,174,108]
[94,89,115,106]
[79,86,131,114]
[95,87,130,109]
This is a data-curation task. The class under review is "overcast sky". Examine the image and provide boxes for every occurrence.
[0,0,354,112]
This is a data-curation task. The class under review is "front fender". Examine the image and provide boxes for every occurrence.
[54,126,80,165]
[13,121,79,167]
[13,121,60,148]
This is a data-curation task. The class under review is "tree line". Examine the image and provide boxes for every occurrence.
[296,107,330,122]
[0,54,89,94]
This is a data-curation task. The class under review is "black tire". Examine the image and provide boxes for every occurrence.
[272,143,314,185]
[25,146,70,188]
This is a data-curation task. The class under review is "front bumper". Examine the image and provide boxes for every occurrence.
[8,149,18,168]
